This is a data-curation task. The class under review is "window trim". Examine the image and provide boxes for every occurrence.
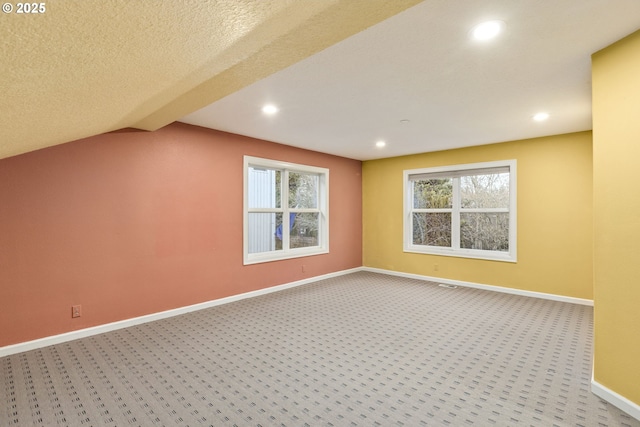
[243,156,329,265]
[403,160,517,262]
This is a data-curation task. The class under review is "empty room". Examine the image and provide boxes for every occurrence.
[1,1,639,426]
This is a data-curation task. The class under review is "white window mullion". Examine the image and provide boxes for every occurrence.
[412,208,452,213]
[408,181,416,246]
[451,177,460,250]
[282,170,290,251]
[290,208,320,213]
[459,208,509,213]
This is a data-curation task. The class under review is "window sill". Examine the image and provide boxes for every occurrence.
[244,247,329,265]
[404,245,516,263]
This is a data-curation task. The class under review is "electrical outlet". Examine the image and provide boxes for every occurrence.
[72,305,81,318]
[302,265,306,273]
[434,264,439,271]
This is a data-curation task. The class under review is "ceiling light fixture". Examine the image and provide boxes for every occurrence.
[376,140,386,148]
[262,104,279,115]
[533,112,550,122]
[471,20,505,41]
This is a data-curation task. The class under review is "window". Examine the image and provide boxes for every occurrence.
[404,160,516,262]
[244,156,329,264]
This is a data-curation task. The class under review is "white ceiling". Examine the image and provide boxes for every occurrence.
[180,0,640,161]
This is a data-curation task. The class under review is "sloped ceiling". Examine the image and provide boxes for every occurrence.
[0,0,420,160]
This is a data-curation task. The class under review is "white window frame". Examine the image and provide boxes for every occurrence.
[243,156,329,265]
[403,160,517,262]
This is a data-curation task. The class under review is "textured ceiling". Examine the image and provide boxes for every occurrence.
[181,0,640,160]
[0,0,419,160]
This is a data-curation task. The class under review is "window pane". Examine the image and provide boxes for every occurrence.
[460,212,509,251]
[460,173,509,209]
[413,179,453,209]
[248,212,283,253]
[248,167,281,209]
[290,212,319,249]
[412,212,451,247]
[289,172,319,208]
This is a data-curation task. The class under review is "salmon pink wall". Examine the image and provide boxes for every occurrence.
[0,123,362,347]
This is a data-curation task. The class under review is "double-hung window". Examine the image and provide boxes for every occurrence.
[404,160,516,262]
[244,156,329,265]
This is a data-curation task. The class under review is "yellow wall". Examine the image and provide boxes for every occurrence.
[592,29,640,405]
[363,131,593,299]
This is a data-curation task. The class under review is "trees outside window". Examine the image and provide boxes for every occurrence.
[404,160,516,262]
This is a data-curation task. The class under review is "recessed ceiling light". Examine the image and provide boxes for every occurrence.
[533,112,550,122]
[471,20,505,41]
[262,104,279,115]
[376,140,386,148]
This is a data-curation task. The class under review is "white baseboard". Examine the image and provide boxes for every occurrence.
[0,266,594,358]
[0,267,361,358]
[361,267,594,306]
[592,378,640,421]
